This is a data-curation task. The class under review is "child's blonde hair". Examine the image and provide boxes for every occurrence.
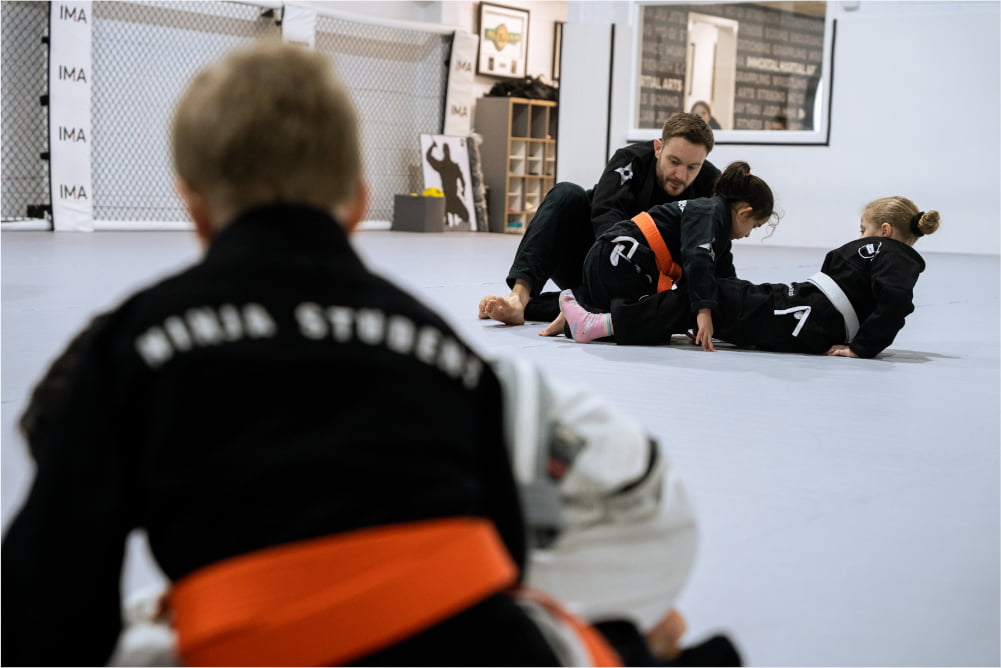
[865,196,940,243]
[171,40,361,228]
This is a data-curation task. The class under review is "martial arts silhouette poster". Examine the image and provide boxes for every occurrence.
[420,134,477,231]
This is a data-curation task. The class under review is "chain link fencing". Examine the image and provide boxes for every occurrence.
[3,2,451,226]
[92,1,280,222]
[315,16,450,222]
[1,1,51,223]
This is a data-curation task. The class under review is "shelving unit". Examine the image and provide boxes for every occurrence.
[474,97,558,234]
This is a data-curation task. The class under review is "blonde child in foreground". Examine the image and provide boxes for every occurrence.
[1,41,575,666]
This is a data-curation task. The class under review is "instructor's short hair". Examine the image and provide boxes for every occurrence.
[171,40,361,226]
[661,112,715,153]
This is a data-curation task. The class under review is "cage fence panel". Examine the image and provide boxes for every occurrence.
[1,1,51,223]
[14,1,450,228]
[91,1,280,223]
[315,16,451,223]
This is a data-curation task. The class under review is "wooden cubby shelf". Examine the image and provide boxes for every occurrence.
[475,97,558,234]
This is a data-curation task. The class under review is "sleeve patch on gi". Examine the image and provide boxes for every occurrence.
[609,235,640,266]
[614,162,634,186]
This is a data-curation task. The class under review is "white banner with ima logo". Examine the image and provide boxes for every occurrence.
[49,1,94,231]
[443,31,478,136]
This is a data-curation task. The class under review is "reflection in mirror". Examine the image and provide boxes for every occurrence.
[635,1,832,143]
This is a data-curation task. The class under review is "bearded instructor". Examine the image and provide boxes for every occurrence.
[479,112,721,326]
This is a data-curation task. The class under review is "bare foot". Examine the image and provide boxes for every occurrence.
[477,296,493,319]
[646,608,687,660]
[480,294,526,325]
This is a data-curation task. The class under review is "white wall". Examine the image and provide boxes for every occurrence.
[555,22,613,187]
[715,1,1001,255]
[437,0,567,102]
[566,0,1000,255]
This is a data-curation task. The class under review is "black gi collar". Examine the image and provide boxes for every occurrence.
[710,195,734,238]
[204,204,357,263]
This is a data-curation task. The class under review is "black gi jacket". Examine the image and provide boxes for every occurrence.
[588,141,721,238]
[820,236,926,357]
[583,196,737,313]
[1,205,553,666]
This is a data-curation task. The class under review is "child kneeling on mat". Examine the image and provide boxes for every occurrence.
[543,161,778,352]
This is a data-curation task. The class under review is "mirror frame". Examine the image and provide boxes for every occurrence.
[627,1,836,146]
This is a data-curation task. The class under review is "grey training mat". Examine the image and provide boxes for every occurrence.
[2,229,998,667]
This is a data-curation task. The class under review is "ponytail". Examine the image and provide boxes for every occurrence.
[911,210,941,237]
[714,161,775,221]
[865,196,940,242]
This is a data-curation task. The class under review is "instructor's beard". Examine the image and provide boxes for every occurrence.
[660,174,688,196]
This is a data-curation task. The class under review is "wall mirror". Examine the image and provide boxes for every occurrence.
[631,1,834,145]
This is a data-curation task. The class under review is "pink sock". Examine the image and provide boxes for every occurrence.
[560,290,613,343]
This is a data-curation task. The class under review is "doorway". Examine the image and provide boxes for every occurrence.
[684,12,738,130]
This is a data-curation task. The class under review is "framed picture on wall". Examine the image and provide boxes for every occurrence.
[477,2,530,79]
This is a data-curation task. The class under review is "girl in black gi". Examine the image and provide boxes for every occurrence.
[562,195,940,359]
[553,161,777,351]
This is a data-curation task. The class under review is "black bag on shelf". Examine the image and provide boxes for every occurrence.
[486,75,557,101]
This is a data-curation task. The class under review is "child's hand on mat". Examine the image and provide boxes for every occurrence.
[826,344,859,357]
[694,309,716,352]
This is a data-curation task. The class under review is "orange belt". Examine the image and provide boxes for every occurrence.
[632,211,683,292]
[169,517,622,667]
[169,517,518,666]
[517,587,623,667]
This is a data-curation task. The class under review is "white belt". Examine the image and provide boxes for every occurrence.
[806,272,859,343]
